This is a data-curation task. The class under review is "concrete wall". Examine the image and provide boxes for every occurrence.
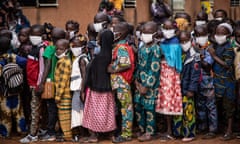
[22,0,152,34]
[22,0,101,34]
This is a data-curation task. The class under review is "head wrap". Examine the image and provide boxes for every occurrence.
[218,23,233,34]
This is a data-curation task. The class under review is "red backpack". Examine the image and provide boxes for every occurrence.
[113,43,135,84]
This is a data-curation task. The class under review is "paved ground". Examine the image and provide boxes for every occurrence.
[1,135,240,144]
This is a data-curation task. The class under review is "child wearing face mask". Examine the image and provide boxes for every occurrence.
[54,39,72,141]
[208,23,236,141]
[69,36,89,142]
[65,20,80,40]
[193,25,217,139]
[173,31,201,142]
[156,19,182,141]
[20,24,47,143]
[134,21,161,142]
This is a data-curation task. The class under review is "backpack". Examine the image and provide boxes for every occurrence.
[2,63,24,96]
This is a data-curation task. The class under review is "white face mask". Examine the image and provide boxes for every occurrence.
[196,36,208,46]
[215,17,223,21]
[141,33,155,44]
[110,27,114,32]
[55,50,68,59]
[136,31,141,39]
[71,46,84,57]
[93,21,106,32]
[30,36,42,46]
[69,31,75,39]
[181,41,191,52]
[162,29,175,39]
[195,20,206,26]
[215,35,227,45]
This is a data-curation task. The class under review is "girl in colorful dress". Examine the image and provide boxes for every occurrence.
[173,31,201,142]
[156,19,182,141]
[208,23,236,141]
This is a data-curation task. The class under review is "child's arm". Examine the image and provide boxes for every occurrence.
[37,47,45,87]
[187,60,201,97]
[79,57,87,102]
[208,47,229,68]
[108,46,131,73]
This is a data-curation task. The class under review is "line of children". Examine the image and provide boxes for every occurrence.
[1,6,240,144]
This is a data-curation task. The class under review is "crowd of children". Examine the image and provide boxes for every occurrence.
[1,0,240,143]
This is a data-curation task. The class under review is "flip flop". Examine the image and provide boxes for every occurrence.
[220,133,235,141]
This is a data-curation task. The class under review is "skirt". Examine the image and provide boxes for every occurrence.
[71,91,84,128]
[156,61,182,115]
[82,88,116,132]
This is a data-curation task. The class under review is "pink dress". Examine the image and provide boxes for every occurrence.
[82,88,116,132]
[156,60,183,115]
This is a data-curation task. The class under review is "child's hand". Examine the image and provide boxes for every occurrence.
[139,84,148,95]
[80,90,85,103]
[186,91,194,98]
[208,47,216,56]
[107,65,115,73]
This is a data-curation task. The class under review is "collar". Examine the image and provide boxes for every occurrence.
[117,39,126,44]
[189,47,197,57]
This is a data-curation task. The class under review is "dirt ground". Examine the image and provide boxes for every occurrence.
[1,135,240,144]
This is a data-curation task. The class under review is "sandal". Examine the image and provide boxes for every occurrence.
[160,134,175,142]
[220,133,235,141]
[182,137,195,142]
[138,133,153,142]
[112,135,132,143]
[202,132,216,139]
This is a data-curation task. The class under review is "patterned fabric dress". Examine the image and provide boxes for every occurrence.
[156,37,182,116]
[110,41,135,138]
[156,60,182,115]
[54,56,72,139]
[82,88,116,132]
[134,43,161,135]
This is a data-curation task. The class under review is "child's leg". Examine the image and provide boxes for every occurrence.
[182,96,196,138]
[135,103,146,133]
[196,93,208,132]
[0,96,12,137]
[58,95,72,140]
[13,94,27,134]
[117,87,133,138]
[206,96,218,133]
[145,109,156,135]
[30,88,41,136]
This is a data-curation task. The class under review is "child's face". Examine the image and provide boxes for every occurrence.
[30,28,42,37]
[66,24,76,32]
[56,42,67,56]
[235,29,240,43]
[195,28,208,37]
[163,21,175,30]
[18,30,29,43]
[216,26,229,36]
[180,33,190,44]
[214,11,225,19]
[111,17,120,29]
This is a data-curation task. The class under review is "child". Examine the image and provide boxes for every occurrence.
[18,27,32,58]
[173,31,201,142]
[70,35,88,142]
[108,22,135,143]
[156,19,182,141]
[193,25,217,139]
[54,39,72,141]
[134,21,161,142]
[20,24,45,143]
[0,36,27,138]
[86,23,98,60]
[38,28,66,142]
[17,27,32,130]
[208,23,236,141]
[65,20,80,40]
[195,11,208,26]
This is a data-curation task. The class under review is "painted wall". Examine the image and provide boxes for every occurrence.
[22,0,152,34]
[22,0,102,34]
